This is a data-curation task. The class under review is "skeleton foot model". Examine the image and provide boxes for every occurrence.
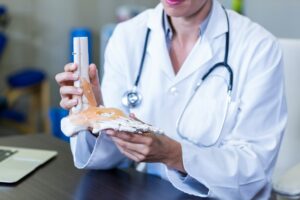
[61,78,164,137]
[61,37,163,137]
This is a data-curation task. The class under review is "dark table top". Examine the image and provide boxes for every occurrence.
[0,134,201,200]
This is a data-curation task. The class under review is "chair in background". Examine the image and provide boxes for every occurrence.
[0,5,8,58]
[272,39,300,199]
[49,108,69,142]
[0,68,50,134]
[0,5,50,134]
[0,32,7,57]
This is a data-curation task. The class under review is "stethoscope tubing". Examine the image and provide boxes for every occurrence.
[122,6,234,146]
[176,7,233,146]
[134,28,151,87]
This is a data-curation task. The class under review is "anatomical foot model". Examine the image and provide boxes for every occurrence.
[61,78,164,137]
[61,37,163,137]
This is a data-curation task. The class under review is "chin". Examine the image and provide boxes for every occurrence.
[164,9,186,18]
[162,5,190,17]
[161,0,197,17]
[161,0,210,18]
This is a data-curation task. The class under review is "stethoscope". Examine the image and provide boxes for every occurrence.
[122,7,234,144]
[121,27,151,108]
[122,7,233,108]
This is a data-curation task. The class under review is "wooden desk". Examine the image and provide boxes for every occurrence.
[0,134,201,200]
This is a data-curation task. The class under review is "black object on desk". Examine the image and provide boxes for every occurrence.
[0,134,202,200]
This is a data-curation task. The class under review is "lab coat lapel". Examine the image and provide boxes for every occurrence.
[145,1,229,83]
[174,0,229,84]
[205,0,229,40]
[174,36,213,83]
[147,4,175,80]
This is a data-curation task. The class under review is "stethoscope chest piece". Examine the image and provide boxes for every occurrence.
[122,87,142,108]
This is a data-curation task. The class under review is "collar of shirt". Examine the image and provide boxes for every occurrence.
[162,8,213,49]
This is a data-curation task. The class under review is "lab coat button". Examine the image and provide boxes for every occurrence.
[170,87,178,95]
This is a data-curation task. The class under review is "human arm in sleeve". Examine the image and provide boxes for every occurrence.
[165,38,288,199]
[70,25,132,169]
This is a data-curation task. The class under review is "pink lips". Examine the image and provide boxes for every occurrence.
[166,0,183,6]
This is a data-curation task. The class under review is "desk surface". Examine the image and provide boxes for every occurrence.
[0,134,201,200]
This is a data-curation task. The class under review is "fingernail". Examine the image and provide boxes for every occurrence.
[129,113,136,119]
[90,63,96,69]
[73,72,79,79]
[70,99,77,104]
[77,88,83,94]
[106,130,114,135]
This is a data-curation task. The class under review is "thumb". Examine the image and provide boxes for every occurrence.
[129,113,144,123]
[129,113,136,119]
[89,63,100,85]
[88,63,103,106]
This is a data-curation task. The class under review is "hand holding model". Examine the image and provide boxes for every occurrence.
[55,37,185,173]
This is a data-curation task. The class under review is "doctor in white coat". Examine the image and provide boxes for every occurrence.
[55,0,287,199]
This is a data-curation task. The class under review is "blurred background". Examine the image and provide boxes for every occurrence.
[0,1,298,135]
[0,0,299,199]
[0,0,299,146]
[0,0,299,113]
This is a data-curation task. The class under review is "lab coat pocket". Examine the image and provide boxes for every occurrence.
[217,100,241,144]
[178,93,230,147]
[177,70,241,146]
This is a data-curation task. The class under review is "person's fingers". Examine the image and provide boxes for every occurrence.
[111,136,147,154]
[88,63,103,106]
[113,131,153,145]
[60,98,78,110]
[89,63,100,84]
[122,148,146,162]
[129,113,136,119]
[105,129,117,136]
[112,138,126,153]
[60,86,83,97]
[111,132,134,140]
[55,72,79,86]
[120,149,140,162]
[64,63,77,72]
[130,113,144,123]
[129,113,150,125]
[111,137,145,162]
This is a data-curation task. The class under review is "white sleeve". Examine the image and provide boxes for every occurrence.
[69,25,132,169]
[166,38,287,199]
[70,131,130,169]
[101,25,131,111]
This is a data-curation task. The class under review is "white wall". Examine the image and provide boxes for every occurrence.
[0,0,298,106]
[221,0,300,38]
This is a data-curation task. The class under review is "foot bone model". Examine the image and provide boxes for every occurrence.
[61,78,164,137]
[61,37,163,137]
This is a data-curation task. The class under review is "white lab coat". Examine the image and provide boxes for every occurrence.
[70,1,287,199]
